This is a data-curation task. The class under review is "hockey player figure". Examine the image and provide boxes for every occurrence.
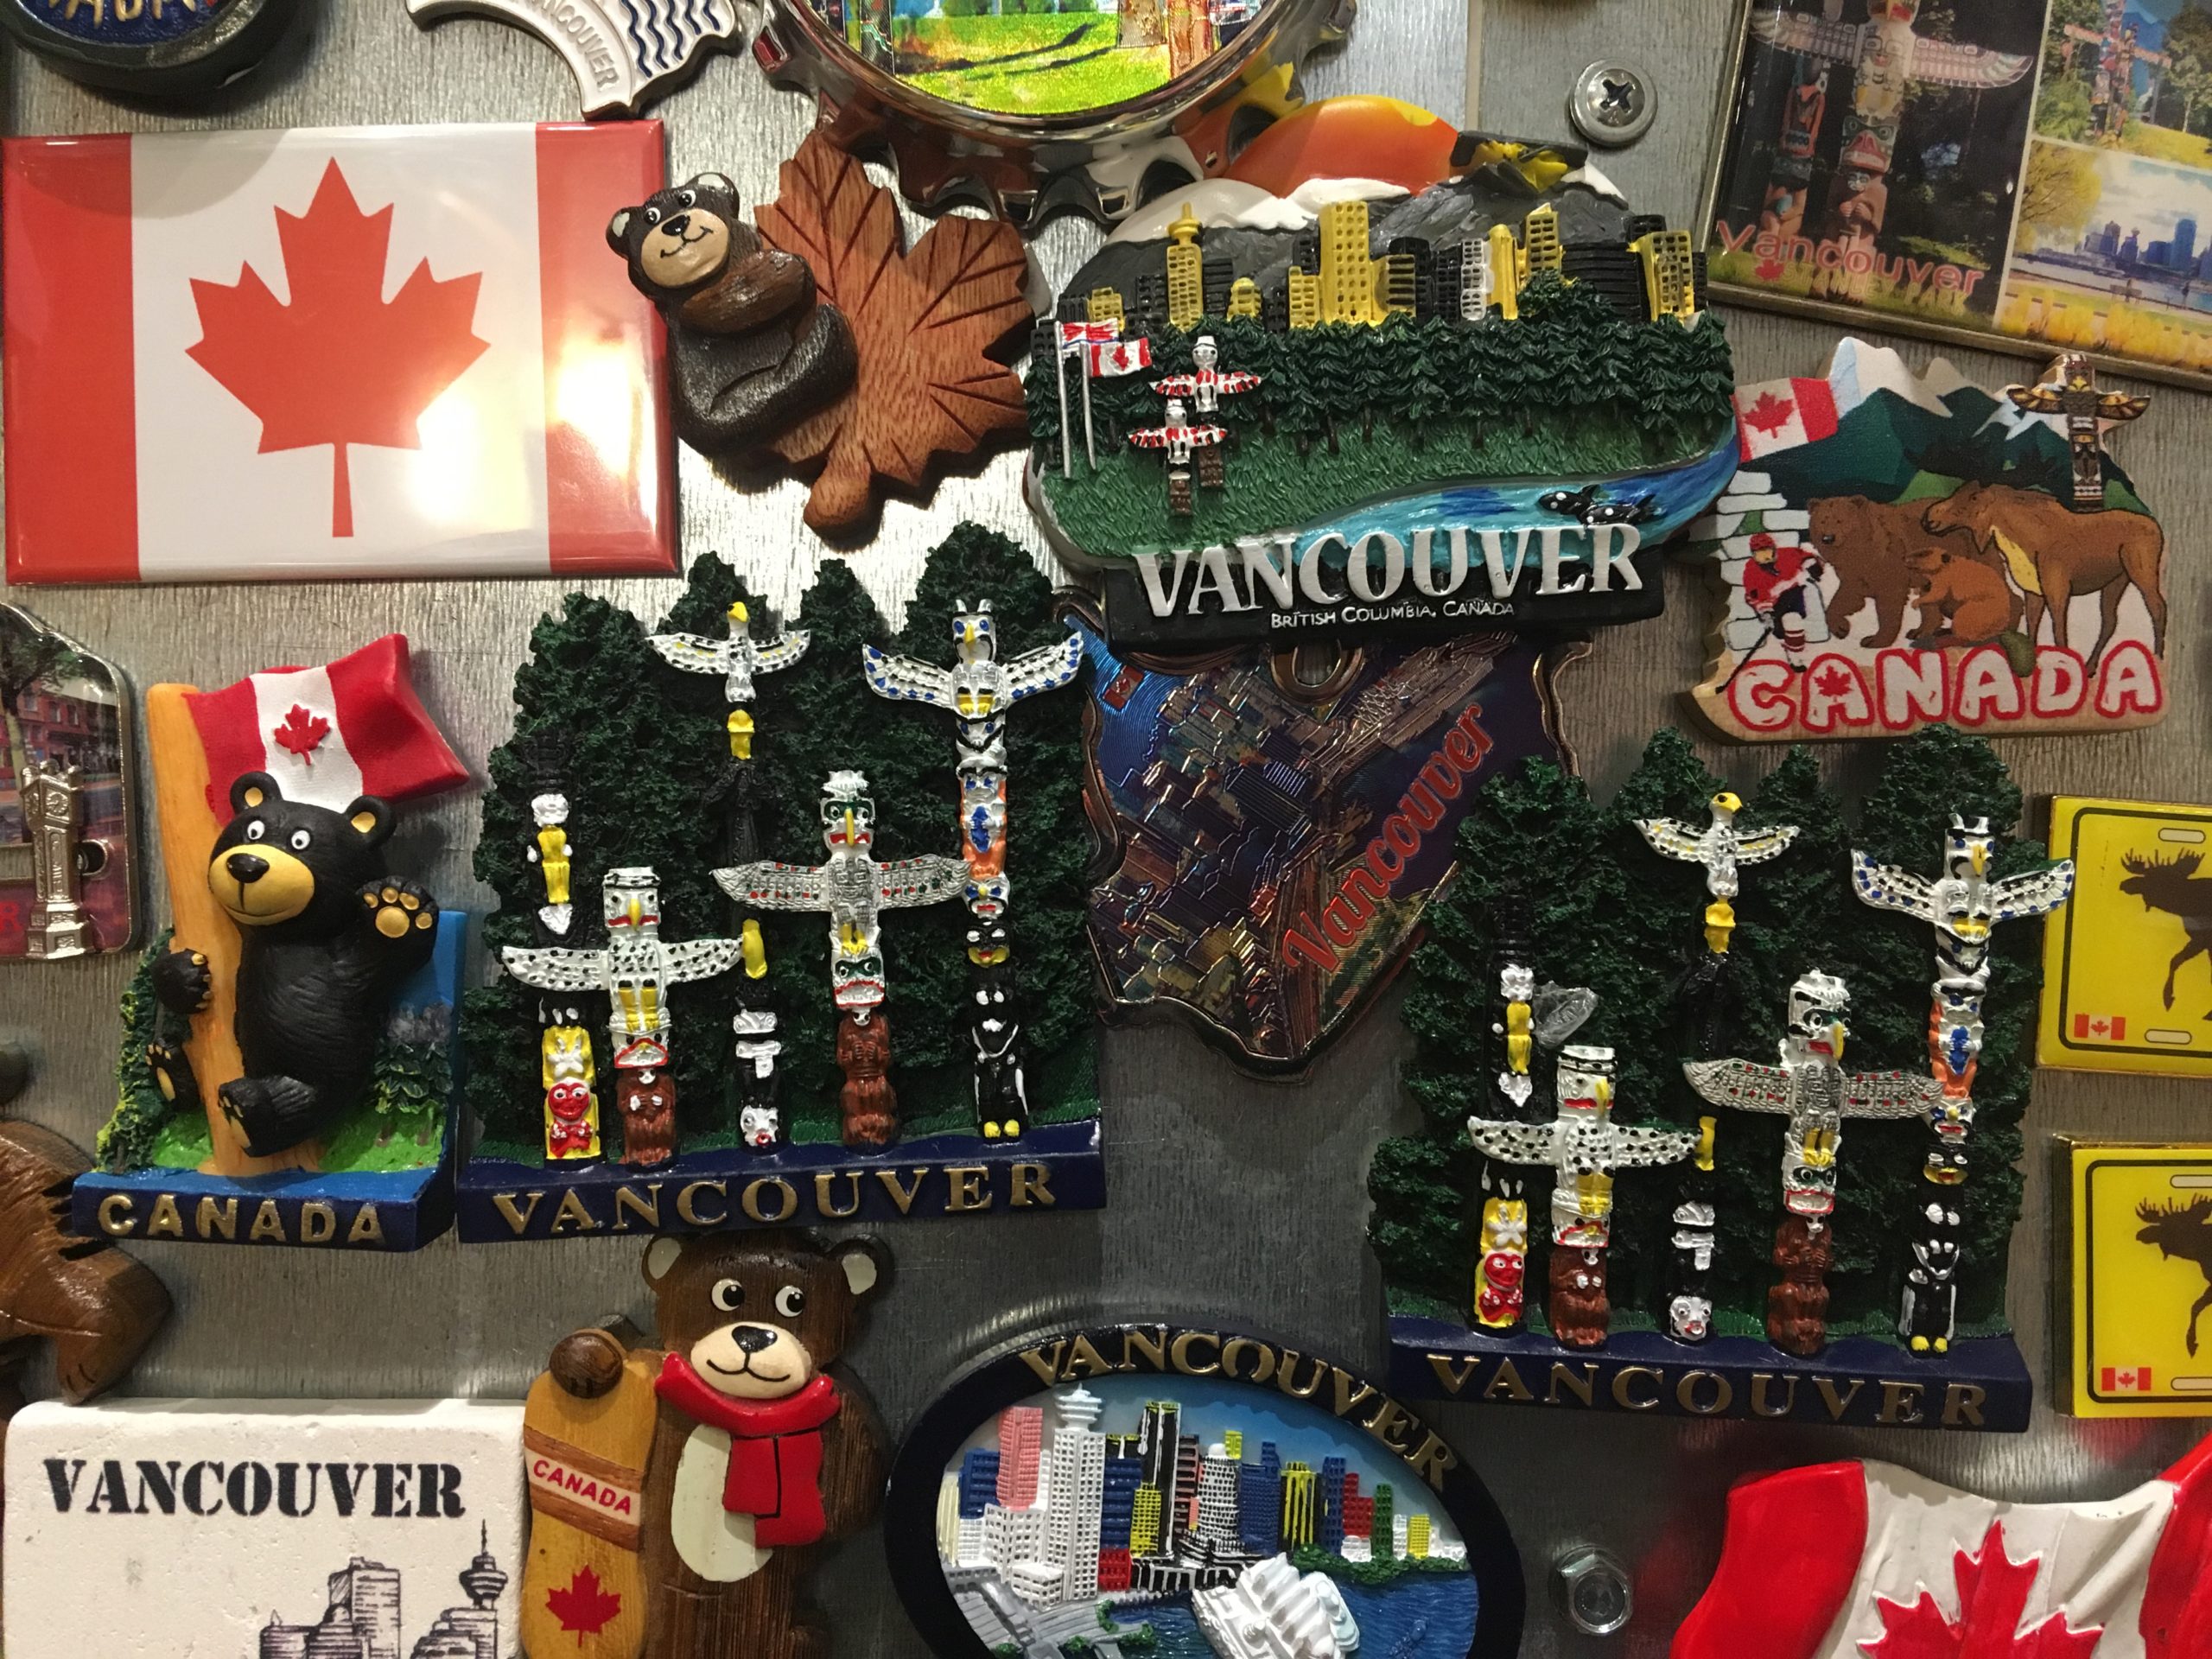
[1740,531,1825,671]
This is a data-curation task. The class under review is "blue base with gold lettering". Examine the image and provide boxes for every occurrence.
[72,913,464,1254]
[1388,1315,2031,1433]
[453,1116,1105,1242]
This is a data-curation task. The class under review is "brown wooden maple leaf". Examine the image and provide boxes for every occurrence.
[756,134,1032,533]
[188,160,489,539]
[544,1563,623,1643]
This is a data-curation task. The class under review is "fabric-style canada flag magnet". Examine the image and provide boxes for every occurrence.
[2,123,676,584]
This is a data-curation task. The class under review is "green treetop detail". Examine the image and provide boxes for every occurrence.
[1370,726,2051,1341]
[462,531,1098,1156]
[1029,283,1738,558]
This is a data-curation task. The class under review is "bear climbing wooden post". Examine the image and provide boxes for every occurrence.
[519,1230,889,1659]
[138,637,467,1174]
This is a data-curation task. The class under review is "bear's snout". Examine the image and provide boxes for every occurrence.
[733,1325,777,1354]
[227,852,269,882]
[662,213,691,238]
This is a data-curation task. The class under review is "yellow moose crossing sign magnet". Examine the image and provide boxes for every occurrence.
[2061,1141,2212,1417]
[2039,798,2212,1077]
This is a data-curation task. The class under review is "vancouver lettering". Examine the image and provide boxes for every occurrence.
[1020,1326,1459,1495]
[1283,704,1492,973]
[1420,1350,2000,1431]
[1130,524,1645,623]
[482,1160,1058,1239]
[41,1459,465,1518]
[1713,218,1989,300]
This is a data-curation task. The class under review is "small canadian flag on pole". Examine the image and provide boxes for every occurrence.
[3,123,677,583]
[2074,1012,2129,1041]
[1733,374,1842,460]
[1090,337,1154,377]
[2102,1365,2154,1392]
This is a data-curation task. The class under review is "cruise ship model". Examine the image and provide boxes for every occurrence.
[1192,1554,1359,1659]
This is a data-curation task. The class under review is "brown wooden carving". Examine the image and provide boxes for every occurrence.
[756,133,1033,534]
[519,1231,888,1659]
[0,1118,172,1629]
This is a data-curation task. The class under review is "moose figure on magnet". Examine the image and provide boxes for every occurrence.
[519,1230,889,1659]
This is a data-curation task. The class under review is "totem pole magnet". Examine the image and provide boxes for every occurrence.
[454,531,1104,1243]
[1372,728,2044,1433]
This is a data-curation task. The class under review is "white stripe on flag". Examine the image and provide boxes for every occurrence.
[248,666,365,811]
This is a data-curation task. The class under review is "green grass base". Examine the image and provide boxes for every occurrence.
[140,1105,441,1175]
[1042,413,1713,558]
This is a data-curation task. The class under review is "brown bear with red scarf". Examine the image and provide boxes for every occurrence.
[543,1230,887,1659]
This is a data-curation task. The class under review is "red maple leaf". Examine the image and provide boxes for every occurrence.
[1742,390,1799,435]
[187,160,488,538]
[544,1563,622,1643]
[1863,1521,2103,1657]
[1755,257,1788,281]
[1815,664,1855,698]
[270,704,330,761]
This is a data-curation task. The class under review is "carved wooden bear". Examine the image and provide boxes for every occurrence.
[1768,1214,1835,1357]
[530,1230,887,1659]
[148,772,437,1157]
[607,174,857,457]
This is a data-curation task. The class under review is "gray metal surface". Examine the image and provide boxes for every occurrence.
[2,2,2207,1655]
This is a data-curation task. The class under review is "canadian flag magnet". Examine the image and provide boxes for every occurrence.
[3,123,677,583]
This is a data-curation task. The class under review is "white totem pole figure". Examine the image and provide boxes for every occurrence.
[1465,1045,1698,1347]
[502,867,745,1167]
[650,599,810,706]
[1852,814,2074,1351]
[861,601,1084,923]
[1636,790,1800,959]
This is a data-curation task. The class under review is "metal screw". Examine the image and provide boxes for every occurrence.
[1569,61,1656,149]
[1554,1545,1634,1636]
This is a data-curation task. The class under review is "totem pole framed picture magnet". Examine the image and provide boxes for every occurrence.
[2057,1140,2212,1416]
[1027,121,1739,652]
[1078,614,1575,1073]
[883,1321,1525,1659]
[1670,1445,2212,1657]
[77,636,470,1252]
[3,123,675,583]
[751,0,1357,227]
[1372,727,2052,1432]
[3,1398,524,1659]
[1679,339,2165,741]
[456,528,1104,1243]
[1702,0,2212,391]
[517,1230,886,1659]
[1,604,139,961]
[2038,797,2212,1077]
